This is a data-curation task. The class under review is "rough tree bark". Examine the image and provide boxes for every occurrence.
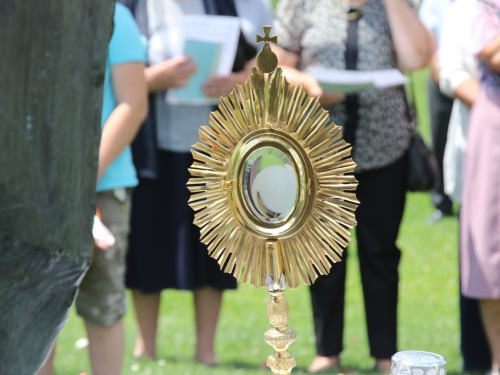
[0,1,115,374]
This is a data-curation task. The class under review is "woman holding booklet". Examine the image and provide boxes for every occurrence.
[273,0,434,373]
[119,0,256,365]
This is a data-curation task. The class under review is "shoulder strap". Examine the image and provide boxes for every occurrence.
[401,72,418,132]
[203,0,238,16]
[343,11,362,148]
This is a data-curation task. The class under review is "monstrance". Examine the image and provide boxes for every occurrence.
[188,27,359,374]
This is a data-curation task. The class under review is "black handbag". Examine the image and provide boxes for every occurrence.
[402,86,440,192]
[407,130,440,192]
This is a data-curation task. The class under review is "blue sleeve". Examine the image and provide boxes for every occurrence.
[109,3,147,66]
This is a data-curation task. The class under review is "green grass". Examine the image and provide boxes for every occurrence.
[408,69,432,142]
[50,69,462,374]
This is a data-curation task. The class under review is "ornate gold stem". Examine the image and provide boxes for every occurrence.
[264,262,297,374]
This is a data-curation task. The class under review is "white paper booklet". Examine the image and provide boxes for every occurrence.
[167,15,241,105]
[308,67,409,94]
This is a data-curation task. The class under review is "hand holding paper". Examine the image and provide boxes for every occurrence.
[167,15,241,105]
[301,71,344,106]
[171,39,222,104]
[319,91,346,106]
[308,67,408,94]
[146,55,197,92]
[203,74,237,98]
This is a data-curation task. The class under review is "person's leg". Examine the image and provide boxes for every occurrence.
[36,344,55,375]
[76,190,130,375]
[461,295,492,371]
[479,299,500,370]
[131,290,161,358]
[193,286,223,365]
[85,320,124,375]
[308,254,347,372]
[355,154,408,370]
[125,176,171,359]
[427,78,454,220]
[459,208,491,372]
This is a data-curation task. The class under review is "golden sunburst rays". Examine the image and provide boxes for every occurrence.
[188,66,359,290]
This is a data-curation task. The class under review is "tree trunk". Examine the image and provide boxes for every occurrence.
[0,1,115,373]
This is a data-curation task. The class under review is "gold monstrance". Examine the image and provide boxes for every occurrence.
[188,27,359,374]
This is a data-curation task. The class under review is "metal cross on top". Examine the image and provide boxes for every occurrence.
[256,26,279,74]
[257,26,278,46]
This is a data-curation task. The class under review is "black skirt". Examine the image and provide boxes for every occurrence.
[125,151,237,293]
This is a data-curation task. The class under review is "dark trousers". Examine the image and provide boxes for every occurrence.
[428,79,454,213]
[310,152,408,359]
[458,214,491,371]
[461,295,491,371]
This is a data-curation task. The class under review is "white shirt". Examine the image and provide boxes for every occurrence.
[235,0,274,50]
[147,0,213,153]
[438,0,477,202]
[419,0,454,48]
[439,0,477,97]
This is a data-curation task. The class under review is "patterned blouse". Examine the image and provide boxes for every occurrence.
[274,0,414,172]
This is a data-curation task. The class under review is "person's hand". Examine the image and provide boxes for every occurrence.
[146,56,197,92]
[93,214,115,251]
[203,74,239,98]
[303,73,344,107]
[319,92,345,107]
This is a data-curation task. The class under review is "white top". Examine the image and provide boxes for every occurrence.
[147,0,213,153]
[439,0,477,203]
[418,0,454,48]
[235,0,274,50]
[439,0,477,97]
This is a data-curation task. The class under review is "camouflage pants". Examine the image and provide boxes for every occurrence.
[76,189,130,326]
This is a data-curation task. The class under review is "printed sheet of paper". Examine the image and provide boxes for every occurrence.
[308,67,409,94]
[168,15,240,105]
[168,40,223,104]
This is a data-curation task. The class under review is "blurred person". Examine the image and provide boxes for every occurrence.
[460,0,500,373]
[439,0,491,371]
[37,3,148,375]
[235,0,274,51]
[419,0,455,224]
[273,0,433,373]
[119,0,256,365]
[440,0,478,204]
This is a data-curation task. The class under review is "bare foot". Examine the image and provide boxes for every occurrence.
[195,353,218,366]
[308,355,339,373]
[132,350,155,359]
[375,359,392,374]
[133,340,155,359]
